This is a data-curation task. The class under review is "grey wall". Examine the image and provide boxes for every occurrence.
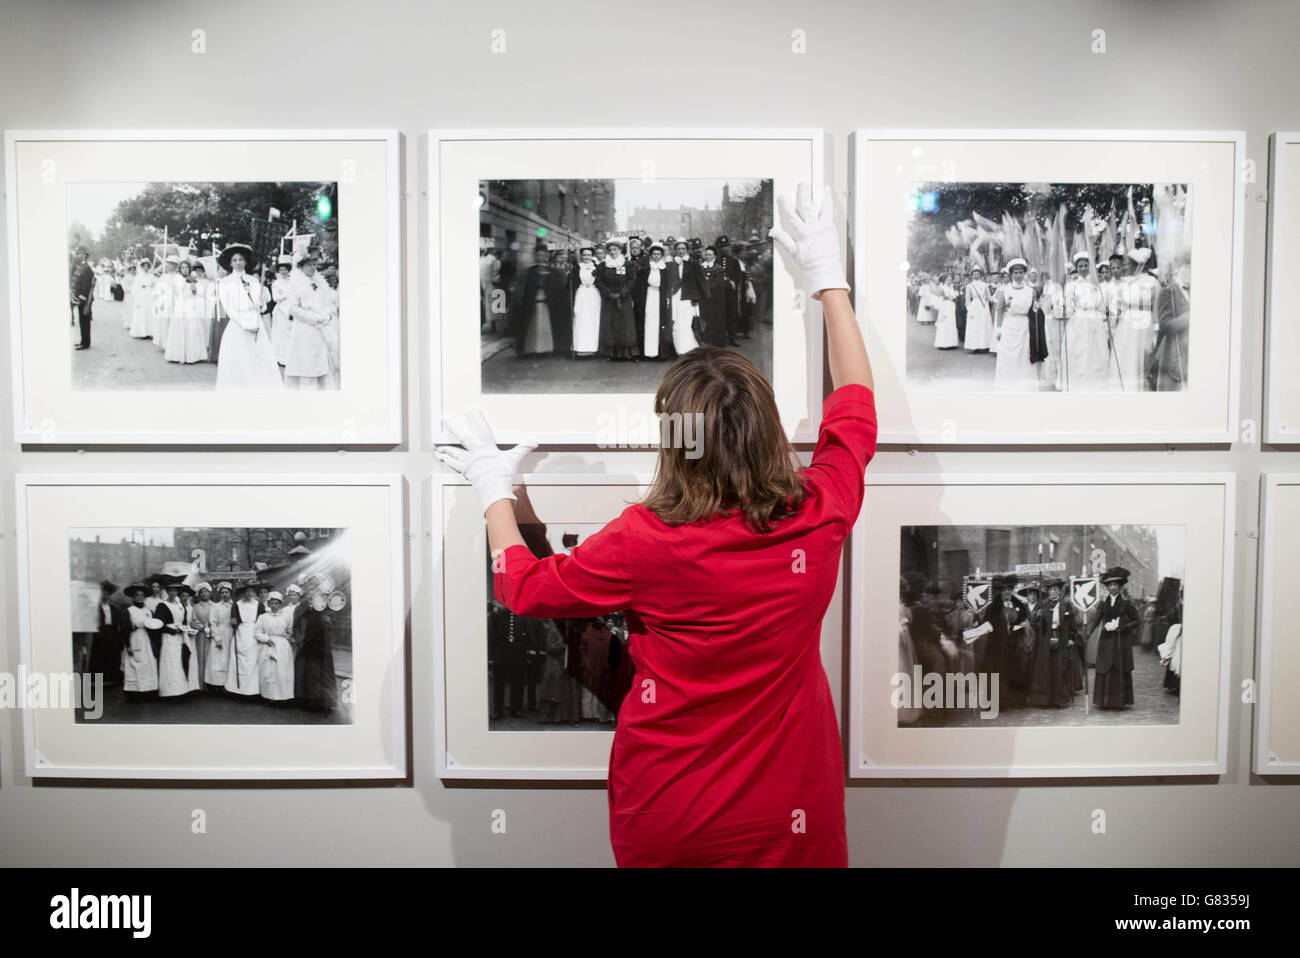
[1,0,1296,867]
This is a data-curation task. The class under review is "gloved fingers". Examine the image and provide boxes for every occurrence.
[466,408,499,446]
[818,185,836,225]
[440,416,476,448]
[434,445,469,472]
[768,225,798,258]
[506,441,538,471]
[795,182,815,223]
[775,193,802,235]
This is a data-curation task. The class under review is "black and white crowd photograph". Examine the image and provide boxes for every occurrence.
[479,177,774,393]
[898,522,1185,728]
[66,180,341,391]
[486,523,632,730]
[69,526,353,724]
[904,180,1193,393]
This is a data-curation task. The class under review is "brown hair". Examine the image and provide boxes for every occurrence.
[642,346,806,533]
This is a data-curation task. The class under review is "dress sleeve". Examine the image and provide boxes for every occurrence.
[803,384,878,524]
[494,511,635,618]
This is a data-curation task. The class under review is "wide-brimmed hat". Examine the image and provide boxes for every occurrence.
[1101,566,1131,585]
[217,244,255,272]
[99,579,119,594]
[992,573,1019,589]
[1072,251,1092,264]
[1005,257,1028,272]
[124,581,149,597]
[1042,576,1067,590]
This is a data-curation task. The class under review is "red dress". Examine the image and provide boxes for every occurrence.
[495,384,878,867]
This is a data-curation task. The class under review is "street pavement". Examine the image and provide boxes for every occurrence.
[72,299,217,390]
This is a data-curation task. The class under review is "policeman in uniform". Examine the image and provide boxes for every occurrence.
[71,246,95,349]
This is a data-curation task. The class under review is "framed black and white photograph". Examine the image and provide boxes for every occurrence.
[1253,474,1300,774]
[849,473,1234,778]
[434,473,649,779]
[431,129,824,445]
[1265,133,1300,443]
[485,522,630,732]
[16,474,407,782]
[5,130,402,444]
[851,130,1244,444]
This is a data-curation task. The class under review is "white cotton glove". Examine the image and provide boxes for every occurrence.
[435,410,537,514]
[768,183,849,300]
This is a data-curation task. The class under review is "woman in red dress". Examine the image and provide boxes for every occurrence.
[438,185,876,867]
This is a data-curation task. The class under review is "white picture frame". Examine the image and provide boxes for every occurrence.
[848,472,1235,779]
[1253,473,1300,773]
[428,128,825,446]
[15,473,409,782]
[5,129,404,445]
[432,471,650,780]
[849,129,1245,445]
[1265,133,1300,444]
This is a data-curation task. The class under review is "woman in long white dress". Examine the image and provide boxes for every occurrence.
[963,267,993,351]
[642,244,668,359]
[570,247,601,355]
[284,255,334,389]
[915,274,937,325]
[255,592,296,702]
[157,584,200,698]
[1063,252,1109,390]
[224,585,264,696]
[993,258,1041,390]
[669,241,700,355]
[215,245,283,392]
[152,258,183,349]
[121,585,160,698]
[165,272,208,363]
[128,262,154,339]
[269,257,295,365]
[204,583,234,688]
[1108,248,1159,392]
[933,274,961,348]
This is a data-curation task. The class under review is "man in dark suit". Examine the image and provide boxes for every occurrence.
[71,247,95,349]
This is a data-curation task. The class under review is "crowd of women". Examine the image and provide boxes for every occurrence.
[83,577,340,714]
[481,234,773,362]
[83,243,341,391]
[898,566,1183,725]
[907,246,1191,392]
[487,600,631,726]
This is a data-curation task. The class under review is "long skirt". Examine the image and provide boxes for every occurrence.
[1108,311,1152,392]
[1064,310,1109,390]
[538,655,583,723]
[294,643,337,711]
[216,321,284,392]
[933,301,960,348]
[994,315,1039,390]
[204,629,232,686]
[158,632,200,697]
[671,293,699,355]
[129,295,152,338]
[598,298,638,358]
[572,286,601,353]
[122,628,159,693]
[258,637,295,701]
[1024,637,1074,707]
[522,299,554,355]
[964,298,993,350]
[270,305,294,364]
[224,623,261,696]
[643,288,662,358]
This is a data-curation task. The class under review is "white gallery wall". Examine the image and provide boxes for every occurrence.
[1,0,1297,866]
